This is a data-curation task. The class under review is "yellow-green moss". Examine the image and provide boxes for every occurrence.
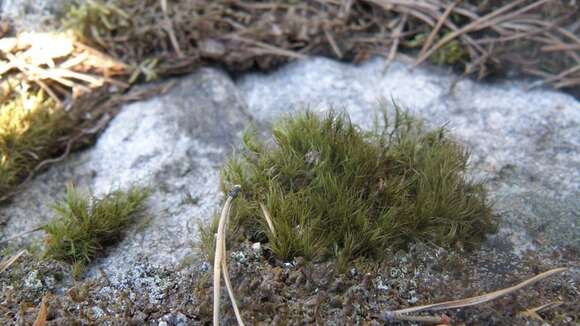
[207,107,496,265]
[0,82,71,199]
[42,185,148,266]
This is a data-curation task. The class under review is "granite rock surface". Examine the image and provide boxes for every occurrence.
[0,56,578,305]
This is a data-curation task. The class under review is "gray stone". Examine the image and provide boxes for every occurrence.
[0,0,78,31]
[0,68,248,275]
[0,55,579,284]
[237,56,580,256]
[159,312,189,326]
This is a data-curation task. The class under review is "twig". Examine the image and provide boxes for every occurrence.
[541,43,580,52]
[0,227,44,245]
[160,0,184,58]
[527,64,580,89]
[554,78,580,89]
[529,301,563,313]
[384,14,407,72]
[226,35,307,59]
[35,79,64,107]
[415,0,541,65]
[0,249,28,272]
[213,185,244,326]
[520,301,563,321]
[418,0,459,59]
[28,114,111,178]
[324,27,343,59]
[382,267,568,322]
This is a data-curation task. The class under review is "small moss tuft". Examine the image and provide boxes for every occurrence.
[210,106,495,264]
[42,185,148,266]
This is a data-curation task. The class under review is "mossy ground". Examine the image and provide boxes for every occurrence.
[206,108,495,267]
[0,242,577,324]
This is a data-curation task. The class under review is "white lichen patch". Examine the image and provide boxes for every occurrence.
[24,270,43,291]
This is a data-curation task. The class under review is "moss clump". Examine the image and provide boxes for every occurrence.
[215,107,495,264]
[0,82,72,199]
[42,185,148,266]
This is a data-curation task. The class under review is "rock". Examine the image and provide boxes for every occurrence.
[159,312,189,326]
[0,68,249,275]
[0,55,578,302]
[0,57,580,325]
[0,0,79,32]
[237,56,580,256]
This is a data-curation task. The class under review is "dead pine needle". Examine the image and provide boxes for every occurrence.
[213,185,244,326]
[0,249,28,272]
[0,226,43,245]
[382,267,568,323]
[519,301,564,321]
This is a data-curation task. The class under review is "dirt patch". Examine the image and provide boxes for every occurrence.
[1,242,578,325]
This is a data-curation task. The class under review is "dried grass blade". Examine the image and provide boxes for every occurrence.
[418,0,459,59]
[160,0,184,58]
[384,14,407,72]
[221,200,244,325]
[226,35,307,59]
[0,249,28,272]
[259,203,276,237]
[415,0,531,65]
[324,27,343,59]
[213,185,243,326]
[529,64,580,89]
[0,227,43,246]
[384,267,568,320]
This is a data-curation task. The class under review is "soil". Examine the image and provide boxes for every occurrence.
[1,240,578,325]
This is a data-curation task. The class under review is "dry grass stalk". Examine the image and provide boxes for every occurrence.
[382,267,568,323]
[385,14,407,71]
[519,301,563,321]
[0,249,28,272]
[259,202,276,237]
[0,32,128,101]
[418,0,459,59]
[0,227,43,246]
[213,185,244,326]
